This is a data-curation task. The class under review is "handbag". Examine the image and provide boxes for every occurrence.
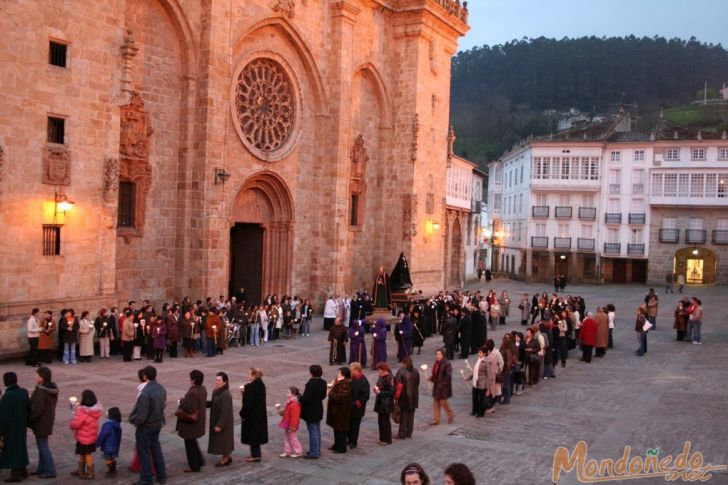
[278,419,289,430]
[528,353,540,363]
[175,406,199,423]
[495,371,503,383]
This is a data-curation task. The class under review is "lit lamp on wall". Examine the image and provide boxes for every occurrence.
[54,192,75,214]
[425,219,441,234]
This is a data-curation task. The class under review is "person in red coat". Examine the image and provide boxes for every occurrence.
[579,312,597,363]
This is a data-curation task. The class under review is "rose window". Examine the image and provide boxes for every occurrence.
[234,58,296,153]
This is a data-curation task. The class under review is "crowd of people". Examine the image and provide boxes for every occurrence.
[0,363,476,484]
[21,293,317,368]
[3,283,707,484]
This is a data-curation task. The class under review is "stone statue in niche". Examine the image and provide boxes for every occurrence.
[42,145,71,186]
[103,158,119,201]
[350,134,368,179]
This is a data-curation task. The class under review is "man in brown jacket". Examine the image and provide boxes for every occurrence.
[28,367,59,478]
[594,307,609,357]
[176,370,207,473]
[429,349,454,425]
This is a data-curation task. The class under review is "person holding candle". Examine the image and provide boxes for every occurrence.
[207,372,234,466]
[181,310,197,358]
[69,389,103,479]
[94,308,114,360]
[428,349,454,425]
[278,386,302,458]
[326,367,352,454]
[78,311,94,363]
[152,316,168,363]
[177,369,207,473]
[205,309,222,358]
[62,309,80,365]
[132,317,145,361]
[38,311,56,364]
[121,310,135,362]
[372,362,395,445]
[240,367,268,462]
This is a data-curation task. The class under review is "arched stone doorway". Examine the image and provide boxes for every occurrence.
[674,247,717,284]
[449,217,463,288]
[230,172,293,304]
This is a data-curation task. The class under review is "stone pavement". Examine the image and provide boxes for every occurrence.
[2,280,727,485]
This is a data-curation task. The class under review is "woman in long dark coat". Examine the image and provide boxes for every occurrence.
[326,367,352,453]
[372,363,395,445]
[0,372,30,481]
[208,372,234,466]
[177,370,207,473]
[240,368,268,462]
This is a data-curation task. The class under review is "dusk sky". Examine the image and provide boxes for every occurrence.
[460,0,728,51]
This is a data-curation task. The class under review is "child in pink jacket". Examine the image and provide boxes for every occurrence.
[69,389,103,479]
[278,386,302,458]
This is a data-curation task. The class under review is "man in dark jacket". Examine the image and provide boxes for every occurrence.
[129,366,167,485]
[300,365,327,460]
[176,370,207,473]
[347,363,370,449]
[442,310,459,360]
[394,356,420,439]
[28,367,59,478]
[0,372,30,482]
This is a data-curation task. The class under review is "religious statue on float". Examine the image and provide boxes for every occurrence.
[372,266,391,310]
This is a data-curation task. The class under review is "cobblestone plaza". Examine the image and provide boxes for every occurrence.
[2,280,727,484]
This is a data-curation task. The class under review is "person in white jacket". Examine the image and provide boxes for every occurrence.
[323,297,337,331]
[26,308,42,366]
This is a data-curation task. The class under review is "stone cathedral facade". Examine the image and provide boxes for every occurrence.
[0,0,469,355]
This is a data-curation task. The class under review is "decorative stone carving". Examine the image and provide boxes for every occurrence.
[350,134,369,179]
[119,29,139,103]
[103,158,119,201]
[118,91,153,237]
[42,145,71,186]
[403,193,417,240]
[410,113,419,162]
[446,125,456,166]
[271,0,295,18]
[120,92,152,160]
[234,58,296,154]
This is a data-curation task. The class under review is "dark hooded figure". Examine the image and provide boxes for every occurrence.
[396,313,413,362]
[348,319,367,368]
[371,318,388,368]
[458,308,472,358]
[470,306,486,353]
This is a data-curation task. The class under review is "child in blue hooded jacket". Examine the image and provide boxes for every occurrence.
[95,406,122,477]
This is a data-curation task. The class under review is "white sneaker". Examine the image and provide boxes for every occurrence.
[697,342,702,345]
[279,453,289,458]
[693,341,698,345]
[290,454,301,458]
